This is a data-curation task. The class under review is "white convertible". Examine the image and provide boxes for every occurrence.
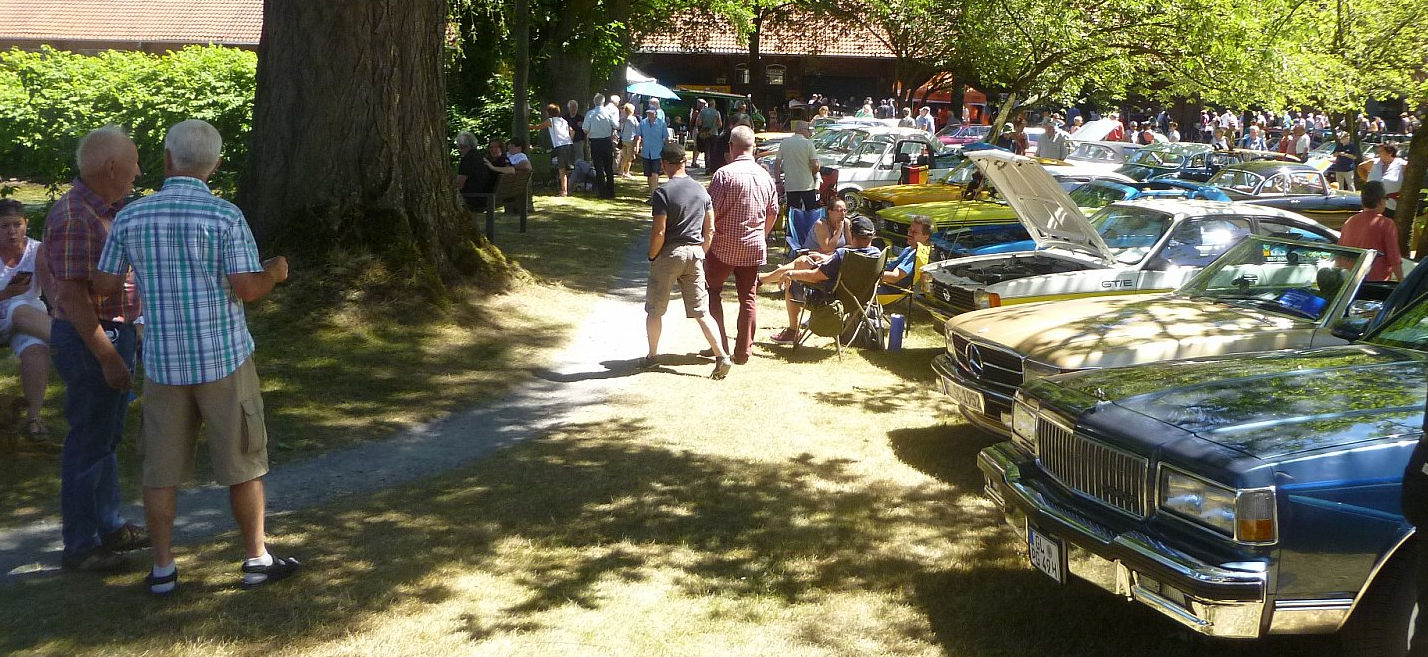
[917,150,1339,324]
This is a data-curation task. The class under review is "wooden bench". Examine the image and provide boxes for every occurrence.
[466,168,532,240]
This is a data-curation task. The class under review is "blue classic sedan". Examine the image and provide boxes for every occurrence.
[977,290,1428,655]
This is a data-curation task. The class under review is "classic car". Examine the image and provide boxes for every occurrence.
[876,170,1142,245]
[975,292,1428,654]
[1044,140,1143,177]
[917,150,1338,324]
[858,144,1012,213]
[1119,143,1296,182]
[1206,161,1363,229]
[933,236,1389,435]
[933,179,1233,258]
[827,127,962,209]
[937,123,992,146]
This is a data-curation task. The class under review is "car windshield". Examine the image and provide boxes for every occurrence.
[1068,183,1132,209]
[1369,297,1428,350]
[1174,238,1366,321]
[952,125,990,139]
[940,159,978,184]
[1126,148,1185,169]
[1089,206,1174,262]
[1208,169,1266,194]
[839,140,888,168]
[1068,143,1121,162]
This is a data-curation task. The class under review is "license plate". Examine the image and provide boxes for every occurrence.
[1028,527,1065,584]
[940,376,985,414]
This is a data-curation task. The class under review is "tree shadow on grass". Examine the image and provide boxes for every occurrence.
[0,414,1323,656]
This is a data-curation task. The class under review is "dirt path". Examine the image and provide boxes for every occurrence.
[1,236,676,577]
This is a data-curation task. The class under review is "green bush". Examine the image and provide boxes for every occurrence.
[0,45,256,193]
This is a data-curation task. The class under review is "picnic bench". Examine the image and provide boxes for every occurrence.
[466,168,532,240]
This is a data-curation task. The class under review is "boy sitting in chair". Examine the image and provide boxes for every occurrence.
[768,215,881,345]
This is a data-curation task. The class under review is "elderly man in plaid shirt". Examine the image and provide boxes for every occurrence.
[94,120,297,595]
[45,126,149,572]
[703,125,779,364]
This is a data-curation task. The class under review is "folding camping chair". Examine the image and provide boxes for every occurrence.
[794,249,888,358]
[786,206,824,258]
[875,242,930,336]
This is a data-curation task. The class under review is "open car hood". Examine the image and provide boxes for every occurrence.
[967,150,1114,263]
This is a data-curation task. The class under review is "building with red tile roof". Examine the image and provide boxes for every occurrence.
[0,0,261,53]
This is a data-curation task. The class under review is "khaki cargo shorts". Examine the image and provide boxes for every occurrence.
[139,357,270,487]
[645,244,709,318]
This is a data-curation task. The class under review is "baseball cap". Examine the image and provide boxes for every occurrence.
[850,215,876,236]
[660,142,686,164]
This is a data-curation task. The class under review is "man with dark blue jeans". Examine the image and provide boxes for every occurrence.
[43,126,148,572]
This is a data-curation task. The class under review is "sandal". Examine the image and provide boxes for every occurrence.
[22,419,47,442]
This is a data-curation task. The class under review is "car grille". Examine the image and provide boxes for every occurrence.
[1036,418,1149,517]
[931,281,977,315]
[949,334,1022,400]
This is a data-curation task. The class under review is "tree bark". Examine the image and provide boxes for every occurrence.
[513,0,530,141]
[240,0,516,297]
[985,90,1018,144]
[1402,124,1428,257]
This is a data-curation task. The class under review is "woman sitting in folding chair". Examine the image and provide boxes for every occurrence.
[760,198,851,288]
[767,215,882,347]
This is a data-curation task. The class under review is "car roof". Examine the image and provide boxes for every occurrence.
[1221,160,1319,174]
[1139,142,1212,155]
[1112,198,1323,222]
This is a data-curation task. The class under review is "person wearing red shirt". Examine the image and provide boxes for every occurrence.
[1338,180,1403,282]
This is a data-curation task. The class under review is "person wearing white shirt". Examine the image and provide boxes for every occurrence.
[584,93,619,198]
[1367,142,1408,218]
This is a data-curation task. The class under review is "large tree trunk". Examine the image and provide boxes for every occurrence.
[513,0,530,141]
[1402,124,1428,257]
[240,0,515,298]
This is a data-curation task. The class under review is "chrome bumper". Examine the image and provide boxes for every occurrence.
[977,442,1270,638]
[929,353,1013,437]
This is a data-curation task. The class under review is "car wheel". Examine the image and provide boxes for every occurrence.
[1339,542,1418,657]
[841,189,863,212]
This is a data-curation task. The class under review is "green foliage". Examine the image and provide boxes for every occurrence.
[448,74,540,149]
[0,45,256,192]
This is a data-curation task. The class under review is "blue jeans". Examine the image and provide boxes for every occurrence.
[53,319,136,556]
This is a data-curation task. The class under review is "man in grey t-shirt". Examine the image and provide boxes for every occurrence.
[641,142,732,379]
[774,120,819,210]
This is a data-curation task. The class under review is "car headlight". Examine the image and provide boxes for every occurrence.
[1022,360,1063,382]
[1011,398,1039,456]
[1159,469,1277,544]
[973,289,1001,309]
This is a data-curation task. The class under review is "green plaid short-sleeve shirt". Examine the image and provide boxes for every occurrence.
[98,177,264,385]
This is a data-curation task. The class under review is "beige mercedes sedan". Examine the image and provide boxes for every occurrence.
[932,235,1395,435]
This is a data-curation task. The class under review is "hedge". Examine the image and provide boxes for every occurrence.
[0,45,256,193]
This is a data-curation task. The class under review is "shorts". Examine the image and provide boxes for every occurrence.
[553,144,575,170]
[139,357,270,487]
[643,157,662,177]
[0,297,46,356]
[789,281,832,304]
[645,244,708,317]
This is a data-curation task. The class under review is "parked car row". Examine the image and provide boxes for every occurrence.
[912,150,1424,655]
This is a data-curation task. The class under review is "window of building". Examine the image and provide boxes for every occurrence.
[735,64,750,84]
[766,64,786,86]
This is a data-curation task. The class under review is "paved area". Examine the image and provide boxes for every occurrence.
[0,235,701,578]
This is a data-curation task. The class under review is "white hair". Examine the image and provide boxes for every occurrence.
[75,125,131,174]
[729,125,755,151]
[455,131,479,149]
[593,93,605,107]
[165,119,222,172]
[608,94,620,105]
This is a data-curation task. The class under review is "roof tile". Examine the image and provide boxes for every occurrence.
[1,0,262,45]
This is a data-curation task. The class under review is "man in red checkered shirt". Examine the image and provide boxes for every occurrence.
[704,125,778,364]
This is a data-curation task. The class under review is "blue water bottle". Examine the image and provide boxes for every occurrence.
[888,313,905,351]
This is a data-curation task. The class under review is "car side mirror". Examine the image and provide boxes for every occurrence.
[1331,316,1370,341]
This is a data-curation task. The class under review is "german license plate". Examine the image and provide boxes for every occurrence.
[940,376,985,414]
[1028,527,1065,584]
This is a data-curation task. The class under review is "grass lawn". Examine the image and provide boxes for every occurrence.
[0,174,1336,656]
